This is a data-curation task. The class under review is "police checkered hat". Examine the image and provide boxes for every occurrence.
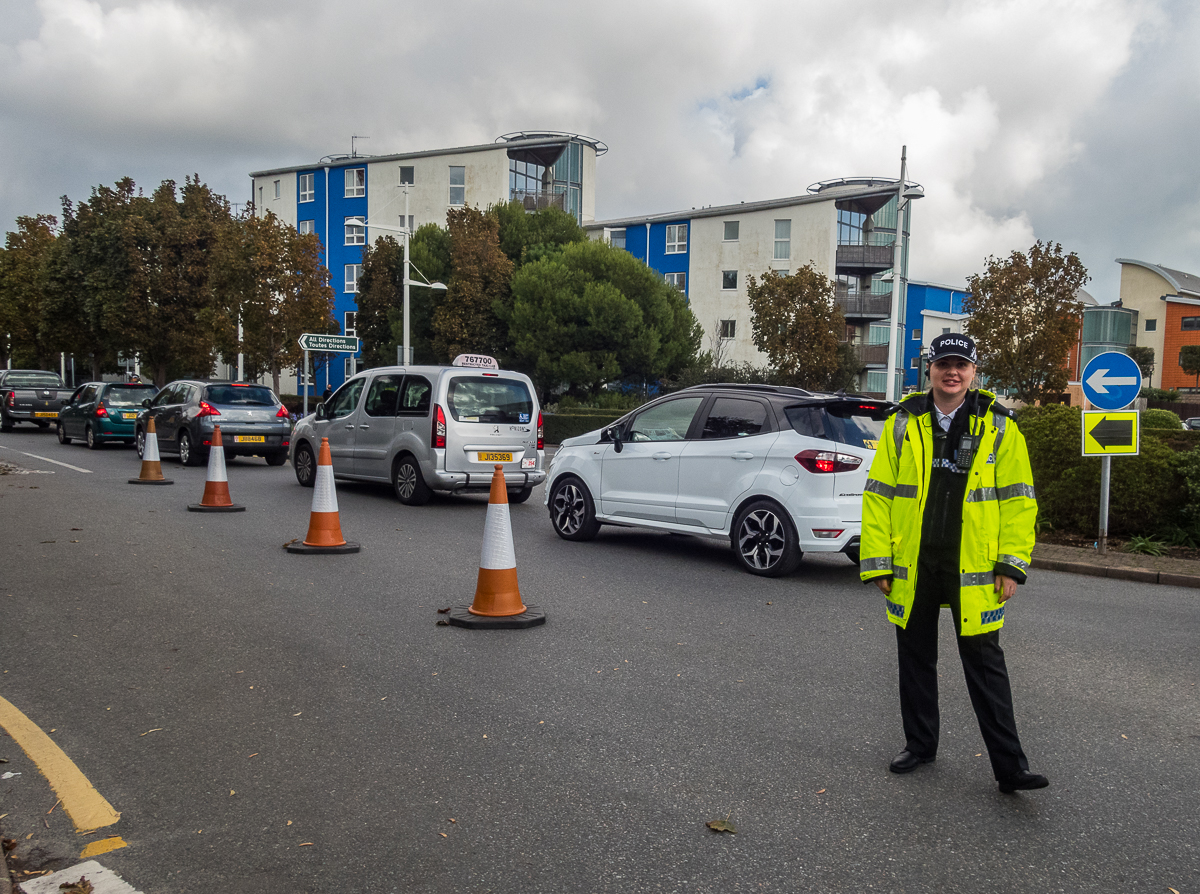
[927,333,977,364]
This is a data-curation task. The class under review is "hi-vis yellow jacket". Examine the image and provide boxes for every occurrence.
[859,389,1037,636]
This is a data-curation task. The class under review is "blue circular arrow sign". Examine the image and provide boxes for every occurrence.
[1082,351,1143,410]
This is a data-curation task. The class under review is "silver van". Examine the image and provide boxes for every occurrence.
[289,356,544,504]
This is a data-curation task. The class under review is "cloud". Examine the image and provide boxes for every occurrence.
[0,0,1176,296]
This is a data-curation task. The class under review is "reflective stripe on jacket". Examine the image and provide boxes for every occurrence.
[859,389,1038,636]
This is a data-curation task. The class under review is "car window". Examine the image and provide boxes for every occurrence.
[398,376,432,416]
[363,374,402,418]
[104,385,157,407]
[700,397,769,439]
[446,377,533,424]
[627,397,705,442]
[204,384,278,406]
[325,379,365,420]
[80,385,99,403]
[3,372,64,388]
[152,385,178,407]
[68,386,87,405]
[787,402,888,450]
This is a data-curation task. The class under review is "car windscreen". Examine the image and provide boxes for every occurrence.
[203,384,278,406]
[4,373,63,388]
[446,377,534,424]
[104,385,158,407]
[785,401,890,450]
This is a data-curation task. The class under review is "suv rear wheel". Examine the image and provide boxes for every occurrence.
[732,500,801,577]
[549,477,601,541]
[393,454,432,506]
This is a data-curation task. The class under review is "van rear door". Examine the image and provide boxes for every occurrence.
[442,373,538,477]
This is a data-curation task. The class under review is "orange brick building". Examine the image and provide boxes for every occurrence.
[1116,259,1200,393]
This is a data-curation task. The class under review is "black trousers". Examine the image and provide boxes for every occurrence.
[895,552,1029,780]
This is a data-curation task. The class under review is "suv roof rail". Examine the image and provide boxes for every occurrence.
[681,383,817,397]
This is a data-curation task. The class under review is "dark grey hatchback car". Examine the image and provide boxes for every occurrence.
[135,380,291,466]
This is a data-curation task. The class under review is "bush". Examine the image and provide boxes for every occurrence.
[1141,387,1181,401]
[543,412,624,444]
[1143,408,1182,429]
[1017,404,1182,535]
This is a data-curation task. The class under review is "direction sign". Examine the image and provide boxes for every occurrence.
[1081,351,1142,410]
[1081,410,1140,456]
[297,333,360,353]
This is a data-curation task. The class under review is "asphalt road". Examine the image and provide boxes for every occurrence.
[1,427,1198,894]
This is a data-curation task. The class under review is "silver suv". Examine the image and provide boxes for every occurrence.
[289,357,545,504]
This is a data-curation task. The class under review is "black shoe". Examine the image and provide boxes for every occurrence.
[889,750,935,774]
[998,770,1049,794]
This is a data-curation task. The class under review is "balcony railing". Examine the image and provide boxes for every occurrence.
[511,189,566,212]
[835,287,892,319]
[848,343,890,365]
[836,243,896,270]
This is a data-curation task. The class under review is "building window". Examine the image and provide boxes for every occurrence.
[345,264,361,293]
[723,221,739,241]
[837,209,865,245]
[609,228,626,249]
[1182,317,1200,331]
[942,327,951,334]
[298,220,315,236]
[449,166,465,205]
[273,180,281,200]
[399,166,415,186]
[774,219,791,260]
[664,272,686,291]
[720,319,736,339]
[722,270,737,290]
[344,312,357,338]
[345,168,365,198]
[1146,319,1157,332]
[345,357,362,379]
[910,357,919,369]
[912,328,921,340]
[665,224,688,254]
[400,215,415,233]
[868,322,890,345]
[299,173,315,203]
[345,216,365,245]
[865,370,887,393]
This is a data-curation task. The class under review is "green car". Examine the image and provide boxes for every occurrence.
[57,381,159,448]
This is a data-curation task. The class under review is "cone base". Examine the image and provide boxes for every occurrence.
[447,605,546,629]
[129,478,174,485]
[188,503,246,512]
[286,541,361,554]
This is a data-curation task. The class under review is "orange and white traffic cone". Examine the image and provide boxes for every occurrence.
[188,425,244,512]
[449,465,545,629]
[286,437,359,554]
[129,416,173,485]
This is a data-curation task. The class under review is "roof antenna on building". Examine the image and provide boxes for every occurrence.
[350,135,370,158]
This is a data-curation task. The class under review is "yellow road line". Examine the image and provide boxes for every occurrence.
[81,835,128,858]
[0,695,120,832]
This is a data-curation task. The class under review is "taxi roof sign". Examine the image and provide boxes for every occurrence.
[452,354,499,370]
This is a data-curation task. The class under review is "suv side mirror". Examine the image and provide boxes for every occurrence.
[606,425,623,453]
[315,403,326,420]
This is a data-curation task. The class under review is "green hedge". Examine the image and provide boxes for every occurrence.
[1143,408,1183,429]
[544,412,624,444]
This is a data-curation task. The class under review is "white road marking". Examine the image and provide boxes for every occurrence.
[17,860,142,893]
[0,445,92,473]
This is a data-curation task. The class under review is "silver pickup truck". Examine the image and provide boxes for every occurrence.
[0,369,68,431]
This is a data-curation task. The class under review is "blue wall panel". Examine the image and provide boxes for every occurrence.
[903,283,969,388]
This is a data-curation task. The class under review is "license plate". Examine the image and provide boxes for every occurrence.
[34,411,57,418]
[477,451,513,463]
[235,435,266,443]
[122,412,136,420]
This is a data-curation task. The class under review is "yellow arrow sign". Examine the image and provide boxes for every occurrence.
[1081,410,1139,456]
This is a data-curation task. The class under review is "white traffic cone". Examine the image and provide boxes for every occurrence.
[188,425,244,512]
[130,417,173,485]
[287,437,359,553]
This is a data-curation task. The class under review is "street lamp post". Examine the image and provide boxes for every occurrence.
[885,146,924,401]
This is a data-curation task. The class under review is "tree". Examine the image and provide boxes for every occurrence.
[0,215,58,369]
[1180,344,1200,390]
[432,207,514,361]
[389,223,452,366]
[507,239,700,399]
[964,241,1088,405]
[746,266,846,390]
[494,201,586,267]
[1129,346,1155,381]
[210,210,336,393]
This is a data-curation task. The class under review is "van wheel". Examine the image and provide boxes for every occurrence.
[510,486,534,504]
[732,500,801,577]
[393,455,432,506]
[549,477,600,541]
[293,443,316,487]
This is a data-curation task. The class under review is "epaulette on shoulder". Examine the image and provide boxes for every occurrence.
[991,402,1014,419]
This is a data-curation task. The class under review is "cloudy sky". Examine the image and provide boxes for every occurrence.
[1,0,1196,301]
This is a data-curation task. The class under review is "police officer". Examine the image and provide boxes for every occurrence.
[860,333,1048,794]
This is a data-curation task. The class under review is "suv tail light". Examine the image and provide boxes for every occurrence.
[795,449,863,474]
[275,404,290,418]
[537,411,544,450]
[94,401,108,418]
[432,405,446,449]
[197,400,221,418]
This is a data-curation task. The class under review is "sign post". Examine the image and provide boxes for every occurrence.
[297,334,361,416]
[1080,351,1143,555]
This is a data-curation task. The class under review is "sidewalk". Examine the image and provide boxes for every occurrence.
[1032,541,1200,588]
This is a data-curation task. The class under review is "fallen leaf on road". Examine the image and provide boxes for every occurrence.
[282,538,299,548]
[439,833,448,838]
[47,798,61,814]
[287,821,292,826]
[1169,888,1180,893]
[39,540,55,543]
[706,818,737,834]
[436,619,449,626]
[70,528,81,531]
[436,607,451,614]
[299,842,313,846]
[293,712,302,716]
[1121,734,1128,739]
[816,789,825,794]
[230,790,235,796]
[58,877,94,893]
[139,728,163,736]
[248,753,258,758]
[448,818,456,823]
